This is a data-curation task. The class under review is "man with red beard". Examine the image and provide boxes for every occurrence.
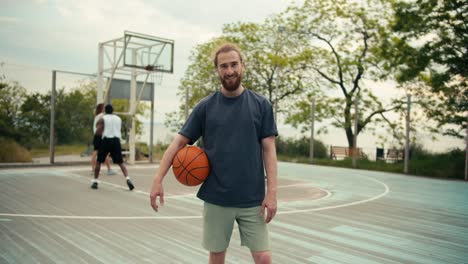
[150,43,278,264]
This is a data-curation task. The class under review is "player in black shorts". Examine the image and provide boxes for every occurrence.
[92,104,134,191]
[91,103,115,175]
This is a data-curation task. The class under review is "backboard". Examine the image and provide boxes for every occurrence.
[123,31,174,73]
[109,78,154,101]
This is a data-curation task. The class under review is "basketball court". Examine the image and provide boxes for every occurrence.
[1,162,467,263]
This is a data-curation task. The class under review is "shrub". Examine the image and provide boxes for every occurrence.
[277,136,327,159]
[409,148,464,179]
[0,137,32,162]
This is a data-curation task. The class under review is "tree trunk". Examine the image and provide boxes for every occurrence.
[344,98,354,148]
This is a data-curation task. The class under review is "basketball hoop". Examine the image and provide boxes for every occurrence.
[145,65,154,71]
[97,31,174,165]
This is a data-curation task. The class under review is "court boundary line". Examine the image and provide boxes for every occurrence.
[0,167,389,220]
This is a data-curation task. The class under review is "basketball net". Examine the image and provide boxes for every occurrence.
[128,65,162,117]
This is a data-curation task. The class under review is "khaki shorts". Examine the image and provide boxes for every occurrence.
[202,202,270,252]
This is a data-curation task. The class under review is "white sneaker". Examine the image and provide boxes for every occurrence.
[107,169,117,176]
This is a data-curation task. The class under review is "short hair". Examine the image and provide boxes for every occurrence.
[212,42,244,68]
[94,103,104,116]
[105,104,113,114]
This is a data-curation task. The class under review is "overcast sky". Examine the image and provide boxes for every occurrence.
[0,0,294,114]
[0,0,463,151]
[1,0,294,70]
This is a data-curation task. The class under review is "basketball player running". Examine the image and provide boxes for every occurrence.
[92,104,135,191]
[91,103,116,176]
[150,43,278,264]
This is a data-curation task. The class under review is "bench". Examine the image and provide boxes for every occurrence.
[386,148,404,162]
[330,146,362,160]
[330,146,347,159]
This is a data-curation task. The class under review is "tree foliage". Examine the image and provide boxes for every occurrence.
[0,78,149,149]
[0,79,27,141]
[282,0,407,147]
[387,0,467,138]
[19,92,51,145]
[165,20,313,131]
[166,0,466,150]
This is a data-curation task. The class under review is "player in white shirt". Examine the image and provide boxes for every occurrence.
[92,104,134,190]
[91,103,116,176]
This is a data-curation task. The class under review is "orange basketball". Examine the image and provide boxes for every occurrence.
[172,145,210,186]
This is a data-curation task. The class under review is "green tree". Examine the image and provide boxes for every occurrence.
[166,21,313,131]
[224,20,313,116]
[18,92,51,146]
[53,82,148,144]
[164,41,219,131]
[283,0,407,148]
[55,88,95,144]
[0,79,27,142]
[54,82,149,144]
[16,82,96,147]
[387,0,467,138]
[1,76,149,150]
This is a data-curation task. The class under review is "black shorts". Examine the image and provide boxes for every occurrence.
[93,135,102,151]
[97,137,123,164]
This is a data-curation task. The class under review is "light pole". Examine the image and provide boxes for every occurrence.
[49,70,56,164]
[185,85,189,120]
[465,111,467,181]
[404,94,411,174]
[352,95,359,168]
[309,97,316,163]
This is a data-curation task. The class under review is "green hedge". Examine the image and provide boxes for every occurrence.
[276,139,464,179]
[276,136,327,159]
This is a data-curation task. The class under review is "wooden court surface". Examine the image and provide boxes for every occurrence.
[0,162,467,264]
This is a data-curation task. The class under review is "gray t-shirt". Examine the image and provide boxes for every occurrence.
[179,88,278,207]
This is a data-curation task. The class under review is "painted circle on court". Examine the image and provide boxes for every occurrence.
[0,166,389,219]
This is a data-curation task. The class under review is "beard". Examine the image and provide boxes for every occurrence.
[220,72,242,92]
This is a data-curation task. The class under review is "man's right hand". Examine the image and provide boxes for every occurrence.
[148,134,190,212]
[150,179,164,212]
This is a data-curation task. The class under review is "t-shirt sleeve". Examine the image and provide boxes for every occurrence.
[178,105,203,145]
[261,101,278,139]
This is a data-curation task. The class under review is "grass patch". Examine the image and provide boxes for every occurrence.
[0,138,32,162]
[16,140,465,180]
[30,142,168,161]
[30,144,88,158]
[278,155,404,174]
[278,150,464,180]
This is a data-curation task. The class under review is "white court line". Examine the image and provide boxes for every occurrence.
[54,164,160,173]
[61,171,197,199]
[278,183,316,188]
[0,168,389,219]
[57,171,332,201]
[0,213,201,220]
[277,177,389,215]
